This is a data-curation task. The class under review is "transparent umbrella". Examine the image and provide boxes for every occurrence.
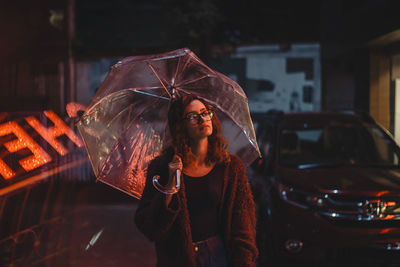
[77,48,260,199]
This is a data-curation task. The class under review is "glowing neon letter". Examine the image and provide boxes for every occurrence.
[0,121,52,179]
[0,158,15,180]
[25,110,83,156]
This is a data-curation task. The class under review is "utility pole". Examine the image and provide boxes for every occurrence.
[65,0,76,115]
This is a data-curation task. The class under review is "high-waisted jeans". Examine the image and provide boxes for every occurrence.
[193,235,228,267]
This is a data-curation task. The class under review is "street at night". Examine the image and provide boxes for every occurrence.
[3,0,400,266]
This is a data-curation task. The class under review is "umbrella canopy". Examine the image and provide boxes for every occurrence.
[77,48,260,199]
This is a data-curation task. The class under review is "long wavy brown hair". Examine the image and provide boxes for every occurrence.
[167,94,230,166]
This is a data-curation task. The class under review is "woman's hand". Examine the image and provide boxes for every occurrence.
[168,155,183,182]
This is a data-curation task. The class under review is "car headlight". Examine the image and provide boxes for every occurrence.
[278,183,327,209]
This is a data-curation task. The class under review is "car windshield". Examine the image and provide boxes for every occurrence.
[279,122,400,168]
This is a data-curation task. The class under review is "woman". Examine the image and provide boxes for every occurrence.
[134,94,258,267]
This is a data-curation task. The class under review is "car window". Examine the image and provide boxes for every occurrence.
[369,127,399,165]
[279,122,400,168]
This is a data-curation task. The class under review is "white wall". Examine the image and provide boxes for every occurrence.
[233,43,321,113]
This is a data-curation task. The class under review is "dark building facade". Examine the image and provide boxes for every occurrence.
[320,0,400,140]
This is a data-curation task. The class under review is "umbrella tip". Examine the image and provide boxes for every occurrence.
[171,87,177,100]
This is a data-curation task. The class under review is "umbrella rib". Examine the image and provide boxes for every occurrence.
[147,62,172,99]
[177,74,211,87]
[181,51,196,73]
[103,90,169,129]
[83,89,169,116]
[172,56,182,87]
[128,89,170,101]
[178,74,247,100]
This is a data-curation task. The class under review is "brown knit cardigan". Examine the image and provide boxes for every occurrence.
[134,152,258,267]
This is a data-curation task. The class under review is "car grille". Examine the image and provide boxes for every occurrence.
[279,184,400,225]
[319,195,400,223]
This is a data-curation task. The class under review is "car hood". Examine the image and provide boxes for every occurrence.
[277,166,400,197]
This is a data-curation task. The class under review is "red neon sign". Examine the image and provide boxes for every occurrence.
[0,110,83,180]
[25,110,83,156]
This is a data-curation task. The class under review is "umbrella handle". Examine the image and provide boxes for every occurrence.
[152,169,181,194]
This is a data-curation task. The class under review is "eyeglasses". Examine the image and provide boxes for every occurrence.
[183,110,214,123]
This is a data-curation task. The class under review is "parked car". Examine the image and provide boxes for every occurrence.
[250,111,400,266]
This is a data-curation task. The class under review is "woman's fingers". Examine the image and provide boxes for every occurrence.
[168,155,182,175]
[167,155,182,188]
[169,155,182,171]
